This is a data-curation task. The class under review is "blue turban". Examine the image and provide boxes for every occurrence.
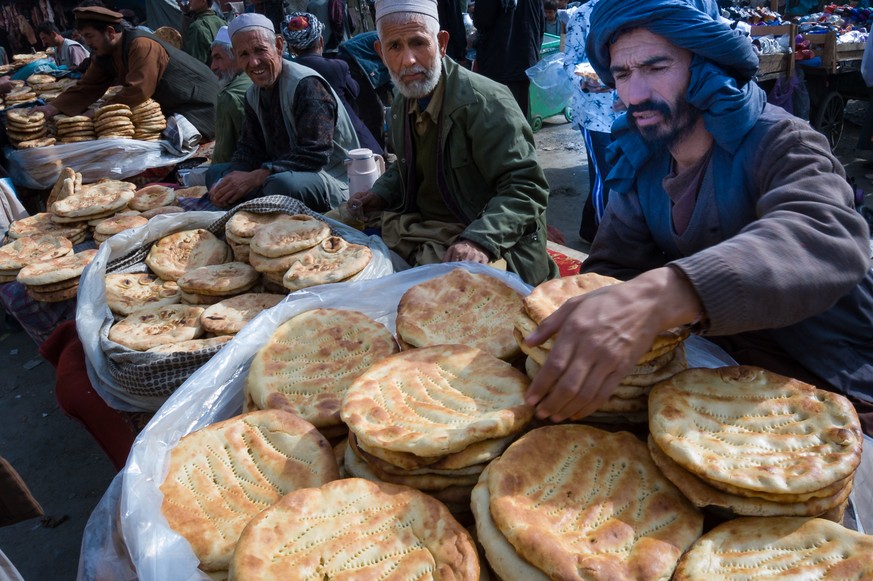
[585,0,768,194]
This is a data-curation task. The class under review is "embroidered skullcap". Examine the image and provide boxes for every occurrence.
[213,25,231,46]
[227,12,275,39]
[73,5,123,24]
[586,0,758,86]
[282,12,324,50]
[374,0,439,22]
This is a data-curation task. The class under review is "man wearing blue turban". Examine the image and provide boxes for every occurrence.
[525,0,873,435]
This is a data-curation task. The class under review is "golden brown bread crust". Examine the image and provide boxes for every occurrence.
[160,409,339,572]
[281,236,372,291]
[145,229,231,281]
[248,214,329,257]
[229,478,479,580]
[523,272,620,324]
[176,262,259,296]
[200,293,285,335]
[17,249,97,285]
[488,425,703,581]
[0,235,72,270]
[649,366,863,496]
[341,344,533,458]
[673,517,873,580]
[396,268,525,361]
[108,303,205,350]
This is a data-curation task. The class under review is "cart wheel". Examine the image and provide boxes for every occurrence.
[563,107,573,123]
[531,115,543,132]
[812,91,845,150]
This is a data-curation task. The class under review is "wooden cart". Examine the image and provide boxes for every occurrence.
[752,24,797,83]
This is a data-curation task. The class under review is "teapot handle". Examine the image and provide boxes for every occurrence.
[373,154,385,175]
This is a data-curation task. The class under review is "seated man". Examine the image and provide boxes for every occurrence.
[37,22,89,70]
[283,12,383,155]
[33,5,219,140]
[209,26,251,164]
[206,13,360,212]
[525,0,873,435]
[348,0,557,286]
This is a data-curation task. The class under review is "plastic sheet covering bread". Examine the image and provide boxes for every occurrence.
[75,196,394,413]
[74,262,758,581]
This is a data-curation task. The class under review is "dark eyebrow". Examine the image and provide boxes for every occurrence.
[610,55,673,75]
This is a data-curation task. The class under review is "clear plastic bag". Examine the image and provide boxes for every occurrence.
[526,52,575,100]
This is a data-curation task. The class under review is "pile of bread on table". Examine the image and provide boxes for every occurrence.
[104,209,373,355]
[153,269,872,580]
[3,93,167,149]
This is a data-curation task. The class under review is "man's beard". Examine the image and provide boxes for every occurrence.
[626,96,701,150]
[216,69,238,88]
[390,57,442,99]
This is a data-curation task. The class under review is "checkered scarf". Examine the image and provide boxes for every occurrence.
[282,12,324,51]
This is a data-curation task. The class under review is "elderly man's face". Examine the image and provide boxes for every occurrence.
[375,20,448,99]
[210,44,238,81]
[233,29,284,88]
[610,29,699,149]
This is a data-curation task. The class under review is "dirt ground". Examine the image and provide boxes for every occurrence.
[0,108,870,580]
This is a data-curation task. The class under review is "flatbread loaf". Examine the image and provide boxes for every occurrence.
[228,477,479,580]
[396,268,525,360]
[341,344,533,457]
[145,335,232,354]
[94,214,148,237]
[17,249,97,286]
[160,409,339,572]
[488,425,703,581]
[9,213,87,240]
[246,308,399,428]
[649,366,863,496]
[673,517,873,580]
[108,304,205,351]
[50,184,134,218]
[129,184,176,211]
[144,229,231,281]
[225,211,287,240]
[0,235,72,270]
[105,273,181,316]
[249,214,330,257]
[200,293,285,335]
[175,262,258,296]
[281,236,372,291]
[523,272,620,323]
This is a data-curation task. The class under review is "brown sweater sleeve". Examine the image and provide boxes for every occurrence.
[111,37,169,106]
[50,60,113,116]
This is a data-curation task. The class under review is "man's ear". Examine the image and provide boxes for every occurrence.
[275,34,285,54]
[374,38,383,60]
[437,30,449,58]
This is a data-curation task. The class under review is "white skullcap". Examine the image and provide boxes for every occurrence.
[213,25,231,46]
[227,13,275,38]
[374,0,439,22]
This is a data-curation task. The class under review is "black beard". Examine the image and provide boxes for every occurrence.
[626,97,701,150]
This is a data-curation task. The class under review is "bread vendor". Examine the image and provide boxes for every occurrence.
[32,5,220,140]
[37,22,89,71]
[524,0,873,435]
[346,0,557,286]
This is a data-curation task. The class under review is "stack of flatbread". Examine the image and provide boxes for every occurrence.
[105,273,181,317]
[673,516,873,579]
[340,344,534,522]
[0,235,73,284]
[248,214,331,290]
[130,99,166,142]
[281,236,372,292]
[16,249,97,302]
[93,214,148,246]
[3,85,37,107]
[6,109,51,148]
[395,268,525,360]
[33,77,75,102]
[25,74,57,96]
[516,272,689,423]
[94,103,135,140]
[7,212,88,245]
[648,366,863,521]
[200,293,285,336]
[230,477,480,580]
[54,115,96,144]
[175,262,259,305]
[129,184,176,212]
[224,211,288,263]
[108,303,206,350]
[244,308,399,443]
[473,424,704,580]
[159,409,340,578]
[49,181,136,227]
[144,228,231,281]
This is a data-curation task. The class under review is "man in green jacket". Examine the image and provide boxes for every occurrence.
[182,0,226,66]
[209,26,251,164]
[348,0,557,285]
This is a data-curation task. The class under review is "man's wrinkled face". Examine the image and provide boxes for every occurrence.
[210,45,238,83]
[233,29,283,88]
[77,26,115,56]
[610,28,700,150]
[375,21,448,99]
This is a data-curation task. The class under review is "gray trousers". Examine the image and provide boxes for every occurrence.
[206,163,347,213]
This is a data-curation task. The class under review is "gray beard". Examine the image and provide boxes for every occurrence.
[390,59,442,99]
[217,70,240,89]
